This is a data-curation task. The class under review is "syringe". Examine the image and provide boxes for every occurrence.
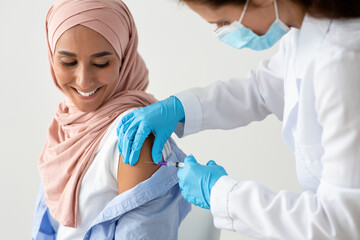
[157,161,185,168]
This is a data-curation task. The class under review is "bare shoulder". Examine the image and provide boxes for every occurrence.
[117,134,161,194]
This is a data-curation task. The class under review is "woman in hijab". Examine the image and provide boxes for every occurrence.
[32,0,190,239]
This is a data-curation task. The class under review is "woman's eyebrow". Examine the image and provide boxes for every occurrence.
[58,50,76,57]
[56,51,112,58]
[91,51,112,58]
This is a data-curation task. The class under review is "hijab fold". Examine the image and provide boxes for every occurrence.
[39,0,156,227]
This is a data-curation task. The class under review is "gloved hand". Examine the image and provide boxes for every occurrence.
[177,155,228,209]
[117,96,185,166]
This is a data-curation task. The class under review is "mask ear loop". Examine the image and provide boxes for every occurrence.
[238,0,249,24]
[274,0,279,20]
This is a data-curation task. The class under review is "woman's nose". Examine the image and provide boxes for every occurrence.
[75,64,95,89]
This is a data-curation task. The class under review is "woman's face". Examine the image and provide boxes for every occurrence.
[53,25,121,112]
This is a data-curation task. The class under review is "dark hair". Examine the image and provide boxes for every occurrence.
[180,0,360,19]
[293,0,360,19]
[180,0,245,8]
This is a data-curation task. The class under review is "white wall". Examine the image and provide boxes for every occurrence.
[0,0,301,239]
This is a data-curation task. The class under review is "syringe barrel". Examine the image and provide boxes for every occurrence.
[167,161,185,168]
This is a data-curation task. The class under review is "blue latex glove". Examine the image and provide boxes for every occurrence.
[177,155,228,209]
[117,96,185,166]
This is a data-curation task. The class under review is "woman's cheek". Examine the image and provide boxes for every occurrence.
[54,64,72,85]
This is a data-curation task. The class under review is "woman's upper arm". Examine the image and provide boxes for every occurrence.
[117,134,161,194]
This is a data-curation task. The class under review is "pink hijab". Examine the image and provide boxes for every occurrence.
[39,0,156,227]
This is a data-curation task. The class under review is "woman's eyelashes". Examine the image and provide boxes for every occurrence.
[93,62,109,68]
[61,60,77,67]
[60,60,109,68]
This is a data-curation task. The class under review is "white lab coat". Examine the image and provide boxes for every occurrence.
[174,15,360,239]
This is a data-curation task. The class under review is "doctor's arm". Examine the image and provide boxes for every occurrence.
[174,32,294,138]
[117,32,290,166]
[209,48,360,239]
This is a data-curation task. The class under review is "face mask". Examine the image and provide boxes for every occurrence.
[213,0,290,51]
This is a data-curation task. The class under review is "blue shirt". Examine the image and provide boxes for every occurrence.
[32,138,191,240]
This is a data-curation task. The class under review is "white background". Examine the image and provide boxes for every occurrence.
[0,0,301,239]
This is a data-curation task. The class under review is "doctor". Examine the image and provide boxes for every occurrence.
[117,0,360,238]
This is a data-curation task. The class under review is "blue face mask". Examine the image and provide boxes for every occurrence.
[213,0,290,51]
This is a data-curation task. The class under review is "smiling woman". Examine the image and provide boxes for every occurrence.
[53,25,121,113]
[32,0,190,239]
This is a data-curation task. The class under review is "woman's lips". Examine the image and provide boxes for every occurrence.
[73,87,101,99]
[76,88,98,96]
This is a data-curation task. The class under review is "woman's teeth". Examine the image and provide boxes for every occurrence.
[76,88,98,97]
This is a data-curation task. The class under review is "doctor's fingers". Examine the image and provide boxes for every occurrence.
[128,124,151,166]
[119,121,140,164]
[151,132,170,164]
[184,154,198,165]
[121,135,132,164]
[128,148,141,166]
[182,192,196,205]
[177,163,196,184]
[206,160,217,166]
[117,119,133,157]
[177,167,188,183]
[117,124,129,161]
[131,123,151,153]
[117,115,135,137]
[120,111,135,125]
[177,156,199,181]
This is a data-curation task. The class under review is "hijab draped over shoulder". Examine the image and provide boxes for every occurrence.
[39,0,156,227]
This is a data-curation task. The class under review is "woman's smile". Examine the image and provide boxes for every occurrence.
[53,25,121,112]
[73,86,102,99]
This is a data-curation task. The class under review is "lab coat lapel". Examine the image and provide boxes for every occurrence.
[295,16,332,79]
[282,15,332,152]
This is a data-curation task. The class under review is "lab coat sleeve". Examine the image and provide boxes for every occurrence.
[174,37,287,137]
[211,177,360,239]
[210,45,360,239]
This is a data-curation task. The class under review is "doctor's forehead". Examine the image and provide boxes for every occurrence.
[184,2,244,24]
